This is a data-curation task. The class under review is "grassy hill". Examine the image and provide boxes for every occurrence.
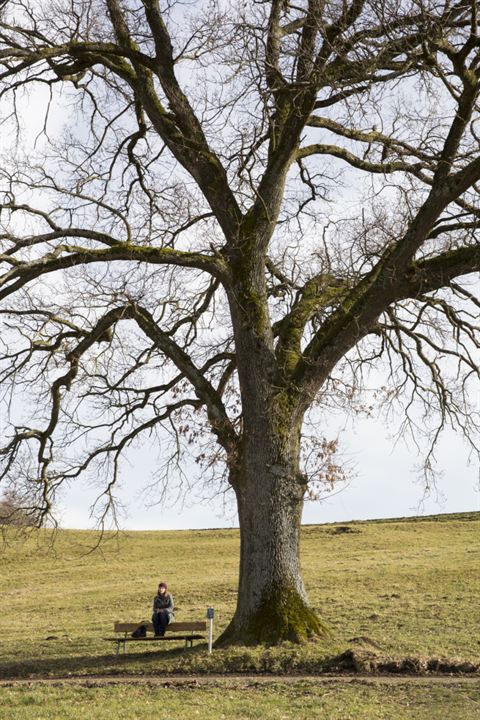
[1,513,479,718]
[1,512,479,676]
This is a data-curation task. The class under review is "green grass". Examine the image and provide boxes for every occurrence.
[0,680,479,719]
[0,514,480,675]
[1,513,479,716]
[0,513,479,680]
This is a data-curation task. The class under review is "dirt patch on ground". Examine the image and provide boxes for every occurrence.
[326,649,480,676]
[327,526,361,535]
[0,673,479,688]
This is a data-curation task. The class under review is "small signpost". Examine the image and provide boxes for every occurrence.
[207,607,214,653]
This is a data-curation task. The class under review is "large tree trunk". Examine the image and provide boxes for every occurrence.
[217,424,328,645]
[217,252,328,644]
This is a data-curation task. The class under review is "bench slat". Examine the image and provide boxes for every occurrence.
[104,634,205,642]
[114,621,206,633]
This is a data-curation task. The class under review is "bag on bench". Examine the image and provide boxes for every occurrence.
[131,624,147,638]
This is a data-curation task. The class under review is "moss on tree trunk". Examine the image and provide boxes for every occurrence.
[217,584,329,646]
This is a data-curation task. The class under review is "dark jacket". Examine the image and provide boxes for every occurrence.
[152,592,174,619]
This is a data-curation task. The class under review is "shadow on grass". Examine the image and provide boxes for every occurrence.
[3,644,478,680]
[0,643,208,680]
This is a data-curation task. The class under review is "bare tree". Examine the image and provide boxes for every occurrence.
[0,487,40,526]
[0,0,479,644]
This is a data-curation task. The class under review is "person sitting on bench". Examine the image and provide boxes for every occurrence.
[152,581,175,637]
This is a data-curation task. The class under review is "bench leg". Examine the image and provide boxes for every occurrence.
[115,639,127,657]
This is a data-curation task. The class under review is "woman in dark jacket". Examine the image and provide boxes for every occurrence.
[152,581,174,636]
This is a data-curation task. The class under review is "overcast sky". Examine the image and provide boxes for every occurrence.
[58,409,480,530]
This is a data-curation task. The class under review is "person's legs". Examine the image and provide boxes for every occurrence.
[157,610,169,636]
[152,612,161,636]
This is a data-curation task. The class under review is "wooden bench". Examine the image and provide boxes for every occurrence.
[105,621,207,656]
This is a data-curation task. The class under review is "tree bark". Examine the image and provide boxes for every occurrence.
[214,255,328,644]
[217,419,328,645]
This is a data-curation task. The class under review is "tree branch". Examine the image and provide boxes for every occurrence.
[130,303,238,455]
[0,244,227,302]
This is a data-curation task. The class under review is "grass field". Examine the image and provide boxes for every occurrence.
[1,512,479,717]
[1,679,480,720]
